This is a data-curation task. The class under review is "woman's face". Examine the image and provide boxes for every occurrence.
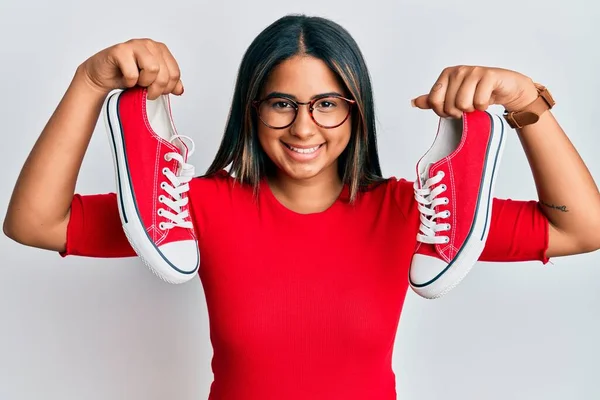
[256,55,352,183]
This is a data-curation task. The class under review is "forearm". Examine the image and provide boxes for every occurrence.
[516,102,600,252]
[4,66,108,246]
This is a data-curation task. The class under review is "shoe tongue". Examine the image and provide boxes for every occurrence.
[171,136,188,161]
[419,162,435,186]
[149,93,188,161]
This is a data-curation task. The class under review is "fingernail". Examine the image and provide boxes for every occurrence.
[410,99,416,107]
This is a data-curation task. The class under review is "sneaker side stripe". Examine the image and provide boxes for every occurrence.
[480,114,504,240]
[106,92,128,224]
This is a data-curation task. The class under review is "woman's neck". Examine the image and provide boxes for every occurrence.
[268,169,343,214]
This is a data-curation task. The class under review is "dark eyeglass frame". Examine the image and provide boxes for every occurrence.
[252,94,356,129]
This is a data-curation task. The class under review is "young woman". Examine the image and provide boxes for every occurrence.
[4,14,600,399]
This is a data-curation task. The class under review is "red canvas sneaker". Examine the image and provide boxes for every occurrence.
[409,110,506,299]
[103,87,199,284]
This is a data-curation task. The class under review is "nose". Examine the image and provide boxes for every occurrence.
[290,103,316,139]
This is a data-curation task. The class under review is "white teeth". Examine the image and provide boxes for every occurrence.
[288,144,321,154]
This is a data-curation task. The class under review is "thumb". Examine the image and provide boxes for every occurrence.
[411,94,431,109]
[173,79,184,96]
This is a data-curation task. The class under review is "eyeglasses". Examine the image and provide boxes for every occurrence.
[252,94,356,129]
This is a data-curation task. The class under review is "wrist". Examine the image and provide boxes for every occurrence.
[504,79,539,112]
[73,64,112,98]
[503,82,555,129]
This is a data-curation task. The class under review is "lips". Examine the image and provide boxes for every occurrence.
[280,140,325,162]
[282,142,324,154]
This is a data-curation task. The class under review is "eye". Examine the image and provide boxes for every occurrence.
[314,98,338,109]
[313,97,341,114]
[273,101,291,109]
[267,98,295,110]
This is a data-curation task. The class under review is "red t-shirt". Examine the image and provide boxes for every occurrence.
[61,170,549,399]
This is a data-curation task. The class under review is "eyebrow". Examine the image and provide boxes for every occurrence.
[263,91,345,101]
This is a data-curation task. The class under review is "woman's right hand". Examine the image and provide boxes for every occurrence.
[79,38,184,100]
[4,39,184,251]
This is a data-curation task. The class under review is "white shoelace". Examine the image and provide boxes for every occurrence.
[413,170,451,244]
[157,134,196,231]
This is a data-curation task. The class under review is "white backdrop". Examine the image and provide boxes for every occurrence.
[1,0,599,399]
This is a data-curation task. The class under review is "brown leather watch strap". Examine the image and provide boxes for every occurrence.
[504,84,555,129]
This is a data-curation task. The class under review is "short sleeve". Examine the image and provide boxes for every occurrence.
[390,177,549,264]
[59,193,136,258]
[390,177,419,222]
[479,198,550,264]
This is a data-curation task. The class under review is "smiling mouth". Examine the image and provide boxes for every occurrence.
[282,142,324,154]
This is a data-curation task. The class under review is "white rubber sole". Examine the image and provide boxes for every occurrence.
[412,112,507,299]
[103,90,199,285]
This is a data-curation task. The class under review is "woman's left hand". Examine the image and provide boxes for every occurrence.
[411,66,539,118]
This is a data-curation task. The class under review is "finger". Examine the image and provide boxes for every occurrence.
[158,44,183,95]
[173,79,184,95]
[426,71,450,118]
[411,94,431,109]
[443,69,468,118]
[130,44,160,89]
[472,74,496,111]
[146,51,171,100]
[109,44,146,88]
[454,72,480,114]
